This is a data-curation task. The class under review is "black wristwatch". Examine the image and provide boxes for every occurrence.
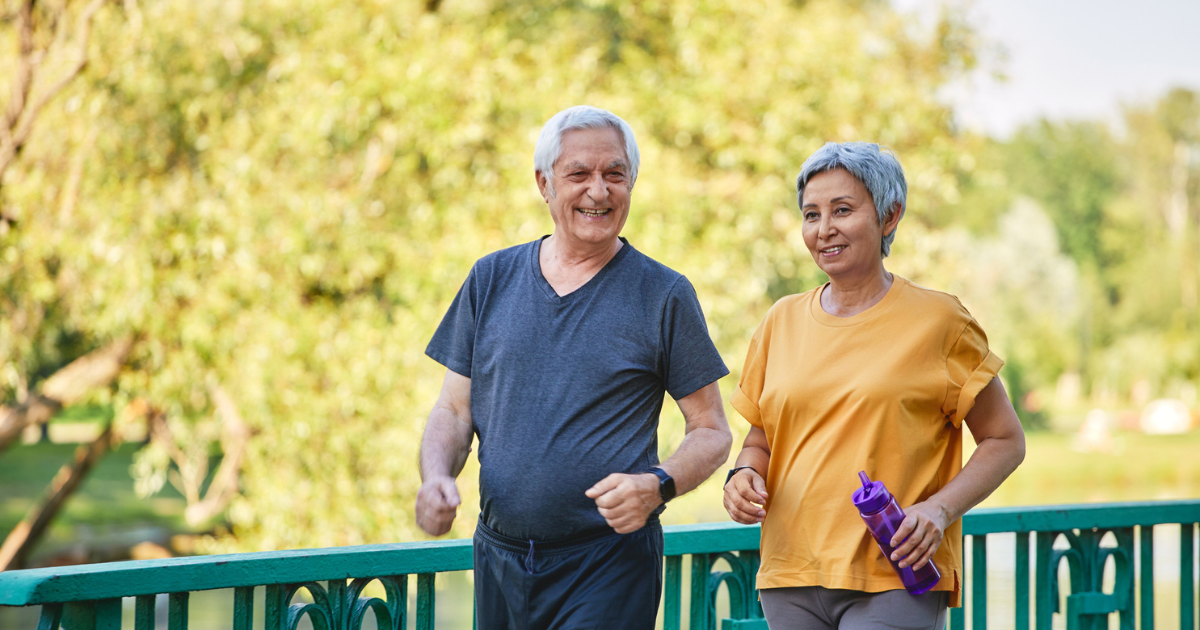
[649,467,676,503]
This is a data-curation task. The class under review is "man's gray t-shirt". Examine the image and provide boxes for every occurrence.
[426,237,729,541]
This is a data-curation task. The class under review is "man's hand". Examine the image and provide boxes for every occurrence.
[416,370,472,537]
[722,468,768,524]
[415,475,461,536]
[889,499,950,570]
[585,472,662,534]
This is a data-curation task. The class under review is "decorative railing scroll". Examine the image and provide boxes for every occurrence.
[261,576,409,630]
[662,523,765,630]
[1044,527,1135,629]
[953,500,1199,630]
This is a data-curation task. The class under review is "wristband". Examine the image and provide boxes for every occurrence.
[724,466,758,487]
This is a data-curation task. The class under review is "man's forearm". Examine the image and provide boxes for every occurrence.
[659,422,732,496]
[419,407,473,481]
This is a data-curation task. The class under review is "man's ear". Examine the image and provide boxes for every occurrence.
[536,170,552,202]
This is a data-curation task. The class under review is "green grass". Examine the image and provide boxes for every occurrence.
[0,442,190,556]
[979,429,1200,507]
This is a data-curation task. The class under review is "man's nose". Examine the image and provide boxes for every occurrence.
[586,173,609,200]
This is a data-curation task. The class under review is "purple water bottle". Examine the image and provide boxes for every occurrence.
[851,471,941,595]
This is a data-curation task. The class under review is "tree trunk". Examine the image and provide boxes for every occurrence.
[0,337,133,454]
[0,424,117,570]
[183,385,252,526]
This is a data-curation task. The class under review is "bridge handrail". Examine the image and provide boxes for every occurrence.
[0,522,763,606]
[1,499,1197,630]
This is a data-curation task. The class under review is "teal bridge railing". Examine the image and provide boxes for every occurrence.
[0,500,1197,630]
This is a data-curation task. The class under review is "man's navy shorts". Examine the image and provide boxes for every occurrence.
[473,519,664,630]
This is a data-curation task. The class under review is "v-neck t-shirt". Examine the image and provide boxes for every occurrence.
[427,237,729,540]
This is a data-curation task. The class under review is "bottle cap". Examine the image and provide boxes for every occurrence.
[851,471,891,513]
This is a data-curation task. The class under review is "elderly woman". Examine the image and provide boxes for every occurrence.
[723,142,1025,628]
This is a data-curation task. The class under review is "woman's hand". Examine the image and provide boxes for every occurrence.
[889,499,950,570]
[723,467,769,524]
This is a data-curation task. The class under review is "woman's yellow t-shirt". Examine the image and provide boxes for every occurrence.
[730,276,1003,608]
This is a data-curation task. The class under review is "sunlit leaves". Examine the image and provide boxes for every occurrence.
[2,0,984,550]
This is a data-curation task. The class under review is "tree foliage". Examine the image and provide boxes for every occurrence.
[957,88,1200,410]
[13,0,1192,554]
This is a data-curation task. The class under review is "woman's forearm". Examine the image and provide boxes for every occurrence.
[734,446,771,477]
[928,432,1025,523]
[928,376,1026,523]
[733,424,771,478]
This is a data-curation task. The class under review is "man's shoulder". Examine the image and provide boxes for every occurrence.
[474,240,537,270]
[465,240,539,288]
[619,243,686,288]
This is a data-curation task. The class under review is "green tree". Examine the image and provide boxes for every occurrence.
[3,0,985,553]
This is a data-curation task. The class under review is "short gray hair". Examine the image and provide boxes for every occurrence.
[534,106,640,196]
[796,142,907,258]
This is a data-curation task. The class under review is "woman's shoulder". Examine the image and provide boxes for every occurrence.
[765,286,821,318]
[895,276,976,324]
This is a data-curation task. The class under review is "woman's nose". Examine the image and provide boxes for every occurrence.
[818,214,836,238]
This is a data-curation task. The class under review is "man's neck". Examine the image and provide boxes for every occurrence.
[539,235,624,297]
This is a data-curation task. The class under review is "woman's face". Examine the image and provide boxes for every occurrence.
[800,168,896,280]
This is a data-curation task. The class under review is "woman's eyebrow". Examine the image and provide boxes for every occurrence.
[802,194,856,209]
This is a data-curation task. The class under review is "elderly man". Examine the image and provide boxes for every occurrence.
[417,105,732,629]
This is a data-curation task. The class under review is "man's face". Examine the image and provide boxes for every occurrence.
[537,127,632,249]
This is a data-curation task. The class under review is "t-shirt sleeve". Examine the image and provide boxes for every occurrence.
[942,316,1004,427]
[425,266,478,377]
[730,316,768,428]
[660,278,730,400]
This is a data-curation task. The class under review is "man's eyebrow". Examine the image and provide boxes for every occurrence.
[604,160,628,171]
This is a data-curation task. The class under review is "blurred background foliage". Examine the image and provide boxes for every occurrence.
[0,0,1197,557]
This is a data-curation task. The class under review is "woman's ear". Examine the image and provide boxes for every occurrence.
[883,202,904,235]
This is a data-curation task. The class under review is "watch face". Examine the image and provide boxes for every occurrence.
[661,476,676,502]
[651,467,675,502]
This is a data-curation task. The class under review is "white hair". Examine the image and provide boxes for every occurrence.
[533,106,640,197]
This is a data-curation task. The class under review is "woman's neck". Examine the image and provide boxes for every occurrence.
[821,266,894,317]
